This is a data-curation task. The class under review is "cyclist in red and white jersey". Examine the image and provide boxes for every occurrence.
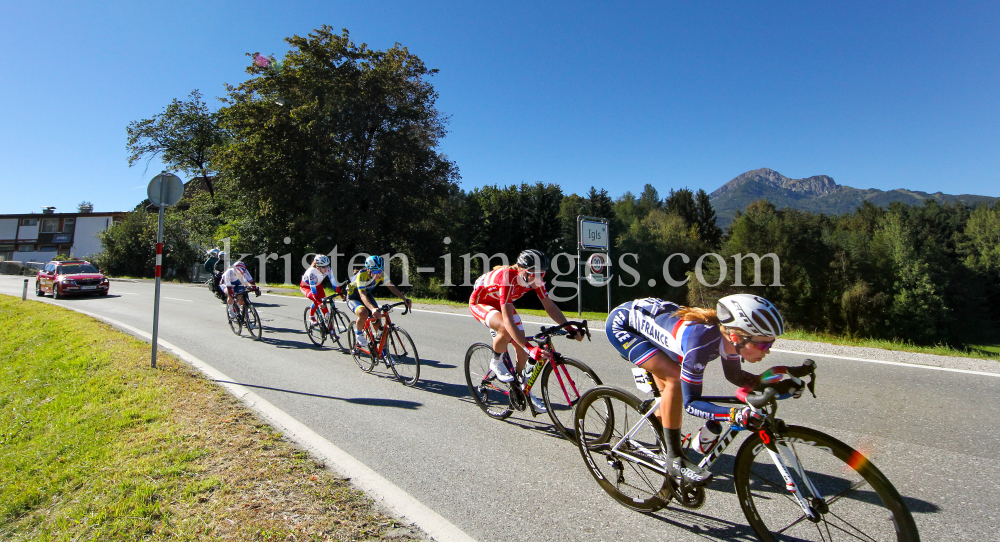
[220,261,260,319]
[468,249,583,412]
[300,255,344,324]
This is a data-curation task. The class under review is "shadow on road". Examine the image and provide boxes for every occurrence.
[410,374,470,399]
[418,358,456,369]
[215,380,423,409]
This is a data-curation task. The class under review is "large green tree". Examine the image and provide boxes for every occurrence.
[126,90,226,198]
[213,26,459,279]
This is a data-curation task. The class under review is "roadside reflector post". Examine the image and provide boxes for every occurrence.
[22,278,28,301]
[147,172,185,368]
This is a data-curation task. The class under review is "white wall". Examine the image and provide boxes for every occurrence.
[17,224,38,240]
[71,216,111,258]
[13,249,57,263]
[0,219,17,239]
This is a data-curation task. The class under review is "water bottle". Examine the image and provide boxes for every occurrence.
[522,359,538,385]
[696,420,722,454]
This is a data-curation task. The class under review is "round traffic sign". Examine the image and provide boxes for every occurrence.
[587,253,608,275]
[147,173,185,207]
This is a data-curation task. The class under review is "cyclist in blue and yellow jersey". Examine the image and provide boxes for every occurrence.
[606,294,788,487]
[348,255,411,347]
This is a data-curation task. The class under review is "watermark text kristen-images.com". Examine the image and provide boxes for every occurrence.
[216,238,782,302]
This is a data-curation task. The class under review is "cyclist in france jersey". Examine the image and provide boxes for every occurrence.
[220,261,260,319]
[469,249,583,413]
[606,294,787,486]
[300,255,344,324]
[347,255,411,347]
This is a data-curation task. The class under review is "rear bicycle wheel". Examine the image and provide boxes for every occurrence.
[304,306,326,346]
[575,386,669,512]
[329,309,352,349]
[228,306,242,335]
[347,326,377,372]
[245,304,263,341]
[734,425,920,542]
[385,326,420,386]
[540,357,602,442]
[464,343,513,420]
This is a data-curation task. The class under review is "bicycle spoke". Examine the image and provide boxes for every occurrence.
[734,426,917,542]
[822,510,884,542]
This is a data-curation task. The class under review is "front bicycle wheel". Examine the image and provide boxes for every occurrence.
[329,310,352,349]
[464,343,513,420]
[245,304,263,341]
[385,326,420,386]
[347,327,377,372]
[540,357,602,442]
[228,307,242,335]
[574,386,669,513]
[303,306,326,346]
[734,425,920,542]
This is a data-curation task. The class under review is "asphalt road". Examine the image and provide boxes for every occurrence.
[3,275,998,541]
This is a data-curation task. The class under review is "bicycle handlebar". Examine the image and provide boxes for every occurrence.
[380,301,410,316]
[743,359,817,410]
[536,320,590,342]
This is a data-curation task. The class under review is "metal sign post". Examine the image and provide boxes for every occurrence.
[147,172,185,368]
[577,215,610,316]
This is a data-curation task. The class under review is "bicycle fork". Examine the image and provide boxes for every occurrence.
[762,439,826,522]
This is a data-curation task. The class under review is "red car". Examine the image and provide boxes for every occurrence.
[36,260,110,299]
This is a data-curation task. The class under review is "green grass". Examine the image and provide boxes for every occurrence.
[0,295,414,541]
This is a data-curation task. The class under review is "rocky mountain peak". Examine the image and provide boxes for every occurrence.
[711,168,840,198]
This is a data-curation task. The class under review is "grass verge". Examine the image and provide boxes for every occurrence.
[0,294,418,541]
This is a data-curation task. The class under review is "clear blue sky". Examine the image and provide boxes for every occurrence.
[1,0,997,214]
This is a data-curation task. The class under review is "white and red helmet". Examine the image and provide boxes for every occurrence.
[717,294,785,337]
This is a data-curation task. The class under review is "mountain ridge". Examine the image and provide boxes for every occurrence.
[709,168,997,226]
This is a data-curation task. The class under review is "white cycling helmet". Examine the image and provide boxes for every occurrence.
[206,247,220,258]
[314,254,331,267]
[717,294,785,337]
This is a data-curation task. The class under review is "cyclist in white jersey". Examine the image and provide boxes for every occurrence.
[606,294,786,486]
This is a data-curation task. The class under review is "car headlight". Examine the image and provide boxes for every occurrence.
[63,279,77,285]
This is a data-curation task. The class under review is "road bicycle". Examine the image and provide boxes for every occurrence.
[346,302,420,386]
[574,359,920,541]
[303,295,353,349]
[464,320,602,443]
[227,289,263,341]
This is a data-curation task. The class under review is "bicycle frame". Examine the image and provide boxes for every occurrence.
[610,371,824,520]
[488,321,591,410]
[354,302,407,358]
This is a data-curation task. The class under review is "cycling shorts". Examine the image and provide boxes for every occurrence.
[226,281,247,297]
[470,303,523,333]
[300,281,327,299]
[348,291,378,313]
[606,305,668,367]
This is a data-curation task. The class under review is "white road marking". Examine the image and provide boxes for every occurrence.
[162,297,192,302]
[771,348,1000,378]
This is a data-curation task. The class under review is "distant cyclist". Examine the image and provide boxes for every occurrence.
[606,294,787,487]
[468,249,583,413]
[220,260,260,319]
[300,255,344,324]
[347,255,411,347]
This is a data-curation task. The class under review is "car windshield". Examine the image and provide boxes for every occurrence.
[57,264,99,275]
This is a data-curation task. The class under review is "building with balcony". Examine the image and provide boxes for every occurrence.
[0,207,126,263]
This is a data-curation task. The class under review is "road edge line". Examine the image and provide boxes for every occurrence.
[62,305,478,542]
[771,348,1000,378]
